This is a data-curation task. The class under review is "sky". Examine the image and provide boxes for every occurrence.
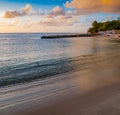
[0,0,119,33]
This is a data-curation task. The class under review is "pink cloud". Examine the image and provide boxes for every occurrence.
[2,4,32,18]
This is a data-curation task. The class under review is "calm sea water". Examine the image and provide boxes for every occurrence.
[0,33,119,86]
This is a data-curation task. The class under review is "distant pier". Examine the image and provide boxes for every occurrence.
[41,34,94,39]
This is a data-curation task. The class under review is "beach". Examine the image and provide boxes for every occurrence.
[26,83,120,115]
[0,0,120,114]
[0,39,120,115]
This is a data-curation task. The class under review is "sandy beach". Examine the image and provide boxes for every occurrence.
[0,0,120,114]
[0,44,120,115]
[26,83,120,115]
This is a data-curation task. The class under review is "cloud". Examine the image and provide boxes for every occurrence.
[1,4,78,27]
[0,20,19,27]
[39,20,74,27]
[39,16,76,26]
[2,4,32,18]
[2,11,24,18]
[21,4,32,14]
[65,0,120,14]
[1,5,77,27]
[46,6,73,19]
[38,6,77,26]
[39,16,64,26]
[49,6,65,16]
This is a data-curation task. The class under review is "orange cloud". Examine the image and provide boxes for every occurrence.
[2,11,24,18]
[65,0,120,13]
[2,4,32,18]
[21,4,32,14]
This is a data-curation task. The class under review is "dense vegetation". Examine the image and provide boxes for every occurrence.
[88,17,120,34]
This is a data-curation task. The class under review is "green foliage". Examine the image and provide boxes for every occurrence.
[88,27,94,34]
[88,18,120,34]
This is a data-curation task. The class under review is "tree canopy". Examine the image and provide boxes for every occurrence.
[88,18,120,34]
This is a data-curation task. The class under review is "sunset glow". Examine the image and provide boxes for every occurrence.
[0,0,119,33]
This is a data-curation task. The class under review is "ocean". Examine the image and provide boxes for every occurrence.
[0,33,120,87]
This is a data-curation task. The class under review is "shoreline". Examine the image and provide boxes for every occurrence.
[0,48,120,115]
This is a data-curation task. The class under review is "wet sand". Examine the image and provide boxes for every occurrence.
[0,40,120,115]
[26,83,120,115]
[24,50,120,115]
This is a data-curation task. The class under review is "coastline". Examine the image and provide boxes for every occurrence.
[0,1,120,115]
[0,47,120,115]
